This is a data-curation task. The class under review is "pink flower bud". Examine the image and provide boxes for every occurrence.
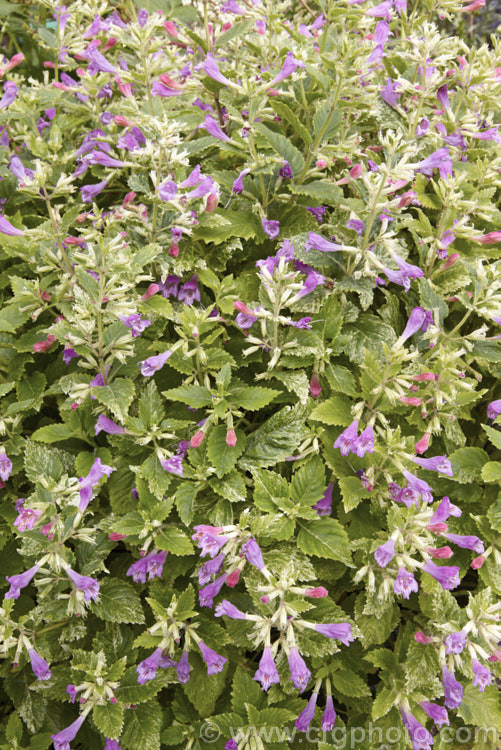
[459,0,485,11]
[141,283,159,301]
[415,432,431,454]
[64,236,86,245]
[44,61,55,69]
[413,372,435,381]
[33,335,56,353]
[109,532,127,541]
[110,696,117,704]
[471,555,485,569]
[222,22,232,31]
[103,38,117,53]
[398,190,416,208]
[414,631,434,644]
[158,73,184,90]
[473,231,501,244]
[309,373,322,398]
[427,522,448,533]
[114,115,136,127]
[305,587,328,598]
[205,193,219,213]
[71,402,79,410]
[426,546,453,559]
[190,430,205,448]
[316,160,327,169]
[260,595,270,603]
[168,243,180,257]
[400,396,421,406]
[442,252,459,270]
[488,649,501,662]
[349,164,362,179]
[233,300,253,315]
[40,291,51,302]
[122,191,136,206]
[226,569,240,587]
[164,20,178,36]
[226,428,237,447]
[265,88,280,96]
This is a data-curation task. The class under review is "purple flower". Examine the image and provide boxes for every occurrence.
[394,567,418,599]
[445,632,465,655]
[119,313,151,338]
[232,168,250,194]
[444,533,484,554]
[198,553,225,585]
[62,348,79,365]
[261,218,280,239]
[51,715,86,750]
[254,646,280,691]
[66,684,77,703]
[429,497,461,526]
[222,0,246,13]
[81,179,107,203]
[137,7,148,25]
[161,455,184,477]
[79,457,114,512]
[321,694,336,731]
[225,742,238,750]
[197,640,227,674]
[305,231,342,252]
[14,508,42,532]
[366,0,393,19]
[416,118,430,137]
[400,709,433,750]
[215,600,247,619]
[306,206,326,222]
[287,647,311,692]
[201,114,231,142]
[242,538,265,570]
[184,176,215,200]
[442,665,463,708]
[296,270,325,299]
[472,659,492,692]
[380,78,401,108]
[5,565,39,599]
[422,560,460,591]
[437,84,450,109]
[314,623,354,647]
[419,702,449,727]
[0,452,13,481]
[0,214,24,237]
[67,568,99,601]
[104,740,121,750]
[399,307,427,342]
[347,218,364,235]
[401,470,433,504]
[415,148,453,180]
[83,44,117,74]
[160,272,181,296]
[0,81,17,109]
[487,399,501,420]
[158,180,178,201]
[202,54,232,86]
[313,482,333,516]
[199,573,226,607]
[288,317,312,329]
[296,692,318,732]
[374,539,395,568]
[236,310,258,329]
[9,155,34,183]
[193,526,229,558]
[179,166,202,188]
[411,456,453,477]
[127,551,167,583]
[151,80,183,97]
[28,648,52,681]
[137,647,166,684]
[88,151,126,168]
[95,415,125,436]
[176,651,191,683]
[140,350,172,377]
[178,275,201,306]
[353,425,374,457]
[333,420,359,456]
[279,161,293,179]
[271,52,303,85]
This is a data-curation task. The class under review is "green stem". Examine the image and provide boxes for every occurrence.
[44,195,74,276]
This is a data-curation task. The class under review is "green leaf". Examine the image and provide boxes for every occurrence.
[207,425,247,477]
[92,378,135,422]
[122,700,162,750]
[93,579,145,624]
[155,527,194,555]
[193,210,262,245]
[449,447,489,483]
[254,122,305,176]
[309,394,353,426]
[93,702,124,740]
[271,370,310,404]
[290,456,325,506]
[0,303,32,332]
[487,497,501,532]
[209,471,247,503]
[240,404,309,469]
[141,454,171,500]
[183,652,227,717]
[372,686,398,720]
[31,423,74,443]
[338,476,370,512]
[325,364,357,397]
[24,440,65,483]
[313,102,342,143]
[175,482,202,526]
[231,666,266,714]
[482,424,501,450]
[482,461,501,483]
[253,468,290,512]
[297,518,352,565]
[458,685,501,732]
[288,181,343,205]
[216,18,254,45]
[16,372,46,409]
[342,314,397,364]
[331,669,370,698]
[162,385,213,408]
[138,381,164,428]
[231,386,280,411]
[269,100,312,145]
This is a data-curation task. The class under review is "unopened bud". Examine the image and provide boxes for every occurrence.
[305,587,328,598]
[205,193,219,213]
[400,396,421,406]
[141,283,159,301]
[415,432,430,454]
[414,631,434,644]
[471,555,485,569]
[169,243,179,257]
[226,569,240,587]
[190,430,205,448]
[226,428,237,447]
[309,373,322,398]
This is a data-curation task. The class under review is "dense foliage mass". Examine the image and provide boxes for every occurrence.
[0,0,500,748]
